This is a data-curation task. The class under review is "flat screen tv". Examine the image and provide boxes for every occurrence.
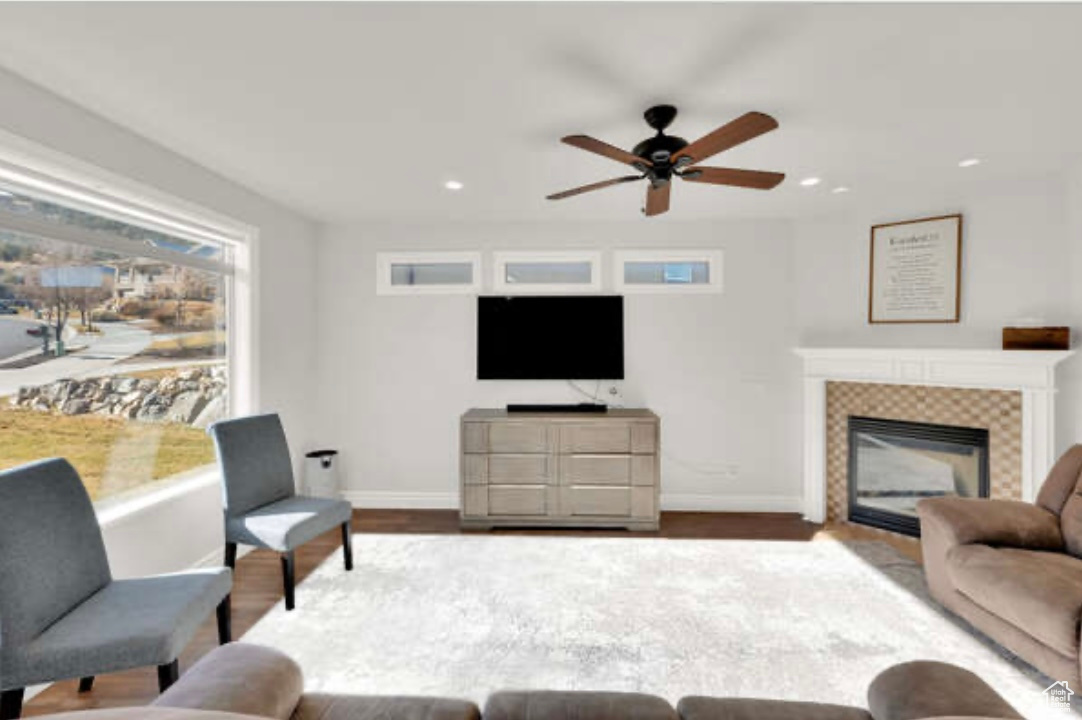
[477,295,624,380]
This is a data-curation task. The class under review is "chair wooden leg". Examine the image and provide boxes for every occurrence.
[157,660,179,693]
[224,542,237,570]
[281,551,296,611]
[342,521,353,571]
[78,677,95,693]
[216,594,232,644]
[0,688,24,720]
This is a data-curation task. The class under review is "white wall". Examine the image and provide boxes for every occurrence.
[793,172,1080,453]
[793,174,1071,349]
[1058,161,1082,453]
[0,67,320,577]
[316,220,803,511]
[316,174,1080,513]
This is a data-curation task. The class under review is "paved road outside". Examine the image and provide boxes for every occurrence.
[0,321,152,398]
[0,316,41,361]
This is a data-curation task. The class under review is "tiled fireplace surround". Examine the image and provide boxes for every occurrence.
[825,382,1021,523]
[796,348,1074,533]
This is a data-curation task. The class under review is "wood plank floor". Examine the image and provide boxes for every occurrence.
[23,510,912,716]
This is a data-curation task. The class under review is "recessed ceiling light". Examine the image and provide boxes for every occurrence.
[831,186,850,194]
[799,177,821,187]
[958,158,981,168]
[444,180,464,191]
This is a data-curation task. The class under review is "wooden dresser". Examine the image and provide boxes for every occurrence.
[460,408,660,530]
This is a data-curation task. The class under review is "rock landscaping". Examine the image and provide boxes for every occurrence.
[10,366,227,428]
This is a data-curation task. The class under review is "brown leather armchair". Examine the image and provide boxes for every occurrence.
[918,444,1082,686]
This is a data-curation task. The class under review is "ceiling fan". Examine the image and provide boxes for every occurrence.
[547,104,784,217]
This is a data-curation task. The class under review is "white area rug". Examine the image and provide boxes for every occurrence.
[241,535,1068,719]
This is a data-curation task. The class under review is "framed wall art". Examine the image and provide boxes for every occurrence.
[869,214,962,324]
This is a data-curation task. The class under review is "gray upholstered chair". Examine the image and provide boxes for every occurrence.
[207,413,353,612]
[0,458,233,720]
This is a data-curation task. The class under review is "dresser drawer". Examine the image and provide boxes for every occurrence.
[463,454,488,485]
[630,486,656,519]
[460,409,659,529]
[462,485,488,516]
[559,424,632,454]
[631,423,658,454]
[488,486,548,516]
[562,486,632,517]
[561,455,632,486]
[489,455,552,485]
[631,455,657,487]
[462,422,488,454]
[487,422,552,453]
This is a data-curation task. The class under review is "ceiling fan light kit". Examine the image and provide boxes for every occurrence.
[547,104,785,217]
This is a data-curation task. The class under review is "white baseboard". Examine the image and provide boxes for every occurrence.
[343,490,802,514]
[344,491,459,509]
[659,494,804,513]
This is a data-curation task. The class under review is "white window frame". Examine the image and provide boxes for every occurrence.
[0,127,257,520]
[614,249,724,294]
[376,251,482,295]
[492,250,602,294]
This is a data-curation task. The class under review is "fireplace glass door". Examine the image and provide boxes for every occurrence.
[847,416,989,536]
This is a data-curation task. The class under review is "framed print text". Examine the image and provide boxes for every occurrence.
[869,214,962,324]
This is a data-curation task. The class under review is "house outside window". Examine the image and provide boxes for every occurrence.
[0,184,236,510]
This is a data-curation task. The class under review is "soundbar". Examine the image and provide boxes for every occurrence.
[507,403,608,414]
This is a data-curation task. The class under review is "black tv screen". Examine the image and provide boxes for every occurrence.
[477,296,624,380]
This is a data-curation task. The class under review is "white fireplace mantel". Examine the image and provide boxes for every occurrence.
[794,347,1075,523]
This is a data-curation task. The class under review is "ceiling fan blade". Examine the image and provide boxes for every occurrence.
[547,175,642,201]
[644,182,671,217]
[680,167,785,190]
[562,135,652,168]
[672,112,779,166]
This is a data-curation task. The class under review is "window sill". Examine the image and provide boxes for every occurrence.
[95,467,220,530]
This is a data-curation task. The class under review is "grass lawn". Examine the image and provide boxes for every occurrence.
[135,330,226,360]
[0,405,215,501]
[125,366,210,381]
[147,330,224,351]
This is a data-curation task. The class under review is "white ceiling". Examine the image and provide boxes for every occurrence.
[0,3,1079,224]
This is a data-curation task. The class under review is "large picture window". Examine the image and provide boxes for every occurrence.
[0,184,234,509]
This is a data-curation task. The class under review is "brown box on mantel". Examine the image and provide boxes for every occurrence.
[1002,326,1070,350]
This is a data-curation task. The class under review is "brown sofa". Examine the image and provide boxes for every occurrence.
[26,643,1022,720]
[918,444,1082,687]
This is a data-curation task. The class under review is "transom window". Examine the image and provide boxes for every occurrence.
[493,251,601,293]
[391,262,474,287]
[614,250,723,294]
[377,252,481,295]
